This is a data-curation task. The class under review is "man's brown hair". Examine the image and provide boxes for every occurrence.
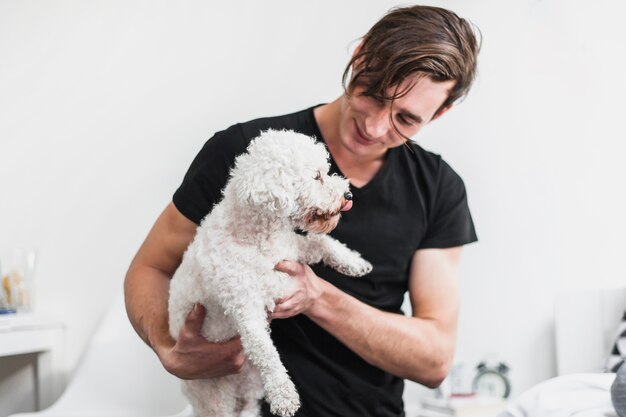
[343,5,481,115]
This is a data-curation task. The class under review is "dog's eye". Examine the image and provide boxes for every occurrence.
[314,170,322,181]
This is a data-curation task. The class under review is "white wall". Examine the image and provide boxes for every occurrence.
[1,0,625,414]
[440,0,626,399]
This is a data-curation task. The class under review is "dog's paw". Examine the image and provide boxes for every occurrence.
[334,253,373,277]
[267,380,300,417]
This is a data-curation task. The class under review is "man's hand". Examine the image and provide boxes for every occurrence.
[155,303,246,380]
[271,261,326,320]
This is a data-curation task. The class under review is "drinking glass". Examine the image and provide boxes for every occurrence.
[0,248,37,313]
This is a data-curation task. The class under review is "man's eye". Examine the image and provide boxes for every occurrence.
[397,114,413,126]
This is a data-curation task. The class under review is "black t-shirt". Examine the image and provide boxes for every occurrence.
[173,105,478,417]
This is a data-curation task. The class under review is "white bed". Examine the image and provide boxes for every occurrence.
[500,288,626,417]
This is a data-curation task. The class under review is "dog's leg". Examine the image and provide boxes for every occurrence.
[219,294,300,417]
[236,359,263,417]
[296,234,372,277]
[240,315,299,417]
[184,377,238,417]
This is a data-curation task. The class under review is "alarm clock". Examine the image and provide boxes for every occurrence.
[472,361,511,398]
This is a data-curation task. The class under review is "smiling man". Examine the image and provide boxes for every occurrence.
[125,5,481,417]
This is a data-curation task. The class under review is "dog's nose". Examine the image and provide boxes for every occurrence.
[344,191,353,201]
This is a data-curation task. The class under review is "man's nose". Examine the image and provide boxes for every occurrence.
[363,108,391,139]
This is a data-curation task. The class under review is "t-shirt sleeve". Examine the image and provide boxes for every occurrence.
[173,124,248,225]
[418,159,478,249]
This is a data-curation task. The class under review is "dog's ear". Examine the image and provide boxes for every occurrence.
[228,156,297,217]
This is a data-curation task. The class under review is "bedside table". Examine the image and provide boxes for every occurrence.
[0,314,66,410]
[417,396,509,417]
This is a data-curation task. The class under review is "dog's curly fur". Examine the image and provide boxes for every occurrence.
[168,129,372,417]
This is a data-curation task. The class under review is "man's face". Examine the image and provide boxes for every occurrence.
[338,75,455,158]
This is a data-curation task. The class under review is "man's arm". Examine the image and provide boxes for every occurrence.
[272,247,461,388]
[124,202,245,379]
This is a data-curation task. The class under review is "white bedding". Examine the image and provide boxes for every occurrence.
[499,373,617,417]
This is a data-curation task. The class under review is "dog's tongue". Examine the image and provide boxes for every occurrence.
[340,200,353,212]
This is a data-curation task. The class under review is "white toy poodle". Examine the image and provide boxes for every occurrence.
[168,129,372,417]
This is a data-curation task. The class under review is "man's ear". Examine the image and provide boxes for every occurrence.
[352,38,364,59]
[431,104,453,122]
[351,38,366,69]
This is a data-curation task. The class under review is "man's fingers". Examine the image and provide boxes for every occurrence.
[275,292,296,305]
[180,303,206,339]
[217,336,245,371]
[275,298,298,312]
[221,335,243,350]
[272,298,302,319]
[274,260,302,275]
[272,307,297,319]
[187,303,207,323]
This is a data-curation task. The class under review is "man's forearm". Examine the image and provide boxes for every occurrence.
[305,280,455,387]
[124,264,175,352]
